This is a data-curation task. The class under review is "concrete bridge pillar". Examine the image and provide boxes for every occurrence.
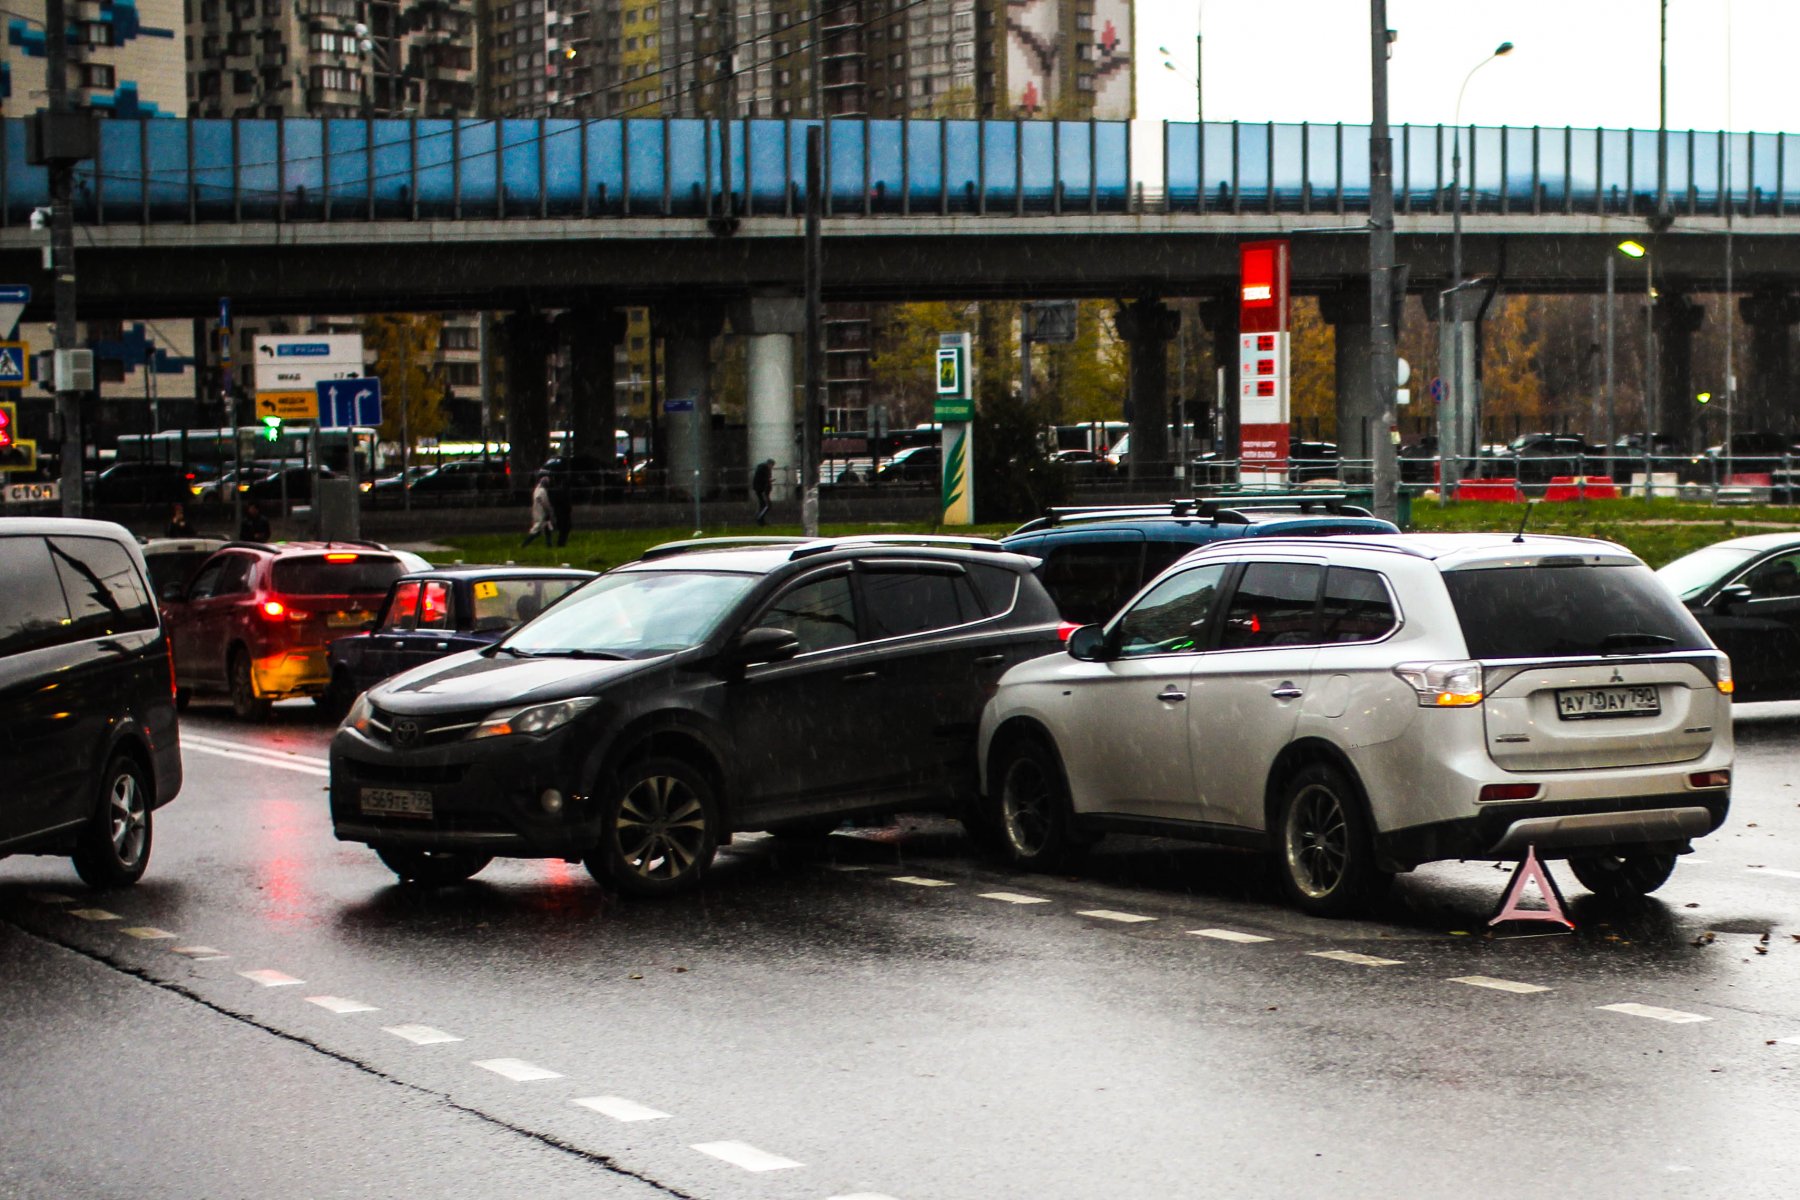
[502,310,554,488]
[656,299,726,500]
[729,296,805,503]
[559,305,628,463]
[1654,291,1705,453]
[1318,285,1374,472]
[1115,297,1180,484]
[1740,290,1800,435]
[1196,295,1240,462]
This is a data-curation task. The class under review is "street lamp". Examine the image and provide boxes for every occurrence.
[1445,40,1513,495]
[1613,239,1656,489]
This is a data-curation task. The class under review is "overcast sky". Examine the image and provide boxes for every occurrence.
[1135,0,1789,132]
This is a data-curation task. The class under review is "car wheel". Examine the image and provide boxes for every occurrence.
[587,757,719,897]
[72,755,153,889]
[1274,763,1390,918]
[1568,851,1677,899]
[374,847,492,885]
[317,670,356,721]
[990,736,1088,871]
[228,649,271,721]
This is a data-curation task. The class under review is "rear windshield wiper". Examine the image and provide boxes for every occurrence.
[1599,632,1677,653]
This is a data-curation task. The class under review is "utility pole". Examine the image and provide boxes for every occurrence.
[1367,2,1399,522]
[711,2,738,234]
[40,0,88,517]
[801,127,824,537]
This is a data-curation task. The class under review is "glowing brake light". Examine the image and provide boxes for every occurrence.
[261,600,285,619]
[324,552,357,562]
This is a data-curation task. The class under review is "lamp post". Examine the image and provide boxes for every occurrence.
[1616,238,1654,490]
[1445,40,1513,496]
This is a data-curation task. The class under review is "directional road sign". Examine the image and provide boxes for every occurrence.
[0,285,29,340]
[0,341,27,388]
[316,377,382,428]
[257,390,319,421]
[254,334,363,416]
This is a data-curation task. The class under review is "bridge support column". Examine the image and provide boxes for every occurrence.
[729,296,805,503]
[1196,295,1239,464]
[1654,290,1705,453]
[1740,290,1800,435]
[1115,297,1180,485]
[560,305,628,462]
[1319,285,1375,475]
[502,310,554,489]
[655,300,726,501]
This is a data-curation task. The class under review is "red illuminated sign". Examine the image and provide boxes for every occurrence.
[1238,241,1290,335]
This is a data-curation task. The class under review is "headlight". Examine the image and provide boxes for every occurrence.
[470,696,599,740]
[342,691,373,733]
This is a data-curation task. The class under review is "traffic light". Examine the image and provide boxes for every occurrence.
[0,401,12,449]
[1696,391,1712,405]
[261,414,283,442]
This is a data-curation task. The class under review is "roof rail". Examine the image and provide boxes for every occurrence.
[220,539,275,551]
[1013,494,1365,533]
[639,535,813,561]
[787,534,1007,560]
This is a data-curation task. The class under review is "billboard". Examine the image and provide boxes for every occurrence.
[1237,240,1291,475]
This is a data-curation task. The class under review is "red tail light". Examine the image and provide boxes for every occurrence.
[261,600,285,619]
[1056,622,1080,643]
[1478,783,1540,802]
[167,643,178,698]
[324,552,357,562]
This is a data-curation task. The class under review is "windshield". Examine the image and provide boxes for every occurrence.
[1655,545,1759,601]
[1445,563,1711,659]
[502,569,759,657]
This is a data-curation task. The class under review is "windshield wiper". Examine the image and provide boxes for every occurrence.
[511,648,629,660]
[1599,632,1677,653]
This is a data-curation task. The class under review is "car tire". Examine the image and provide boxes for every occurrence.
[1567,851,1677,900]
[317,670,356,721]
[989,736,1090,872]
[228,648,271,721]
[586,757,719,897]
[1273,763,1390,918]
[72,754,153,889]
[374,846,492,885]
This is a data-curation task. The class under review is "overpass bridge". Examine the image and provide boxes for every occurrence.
[5,115,1800,487]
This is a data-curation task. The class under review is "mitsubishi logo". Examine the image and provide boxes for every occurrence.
[1609,668,1625,684]
[391,717,420,747]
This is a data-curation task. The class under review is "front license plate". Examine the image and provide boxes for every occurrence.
[1556,686,1660,720]
[361,787,433,818]
[328,611,368,628]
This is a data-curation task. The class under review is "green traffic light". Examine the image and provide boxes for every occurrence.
[1696,392,1712,404]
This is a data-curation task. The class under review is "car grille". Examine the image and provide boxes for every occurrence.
[366,705,483,749]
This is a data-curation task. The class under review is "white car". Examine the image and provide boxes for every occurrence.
[977,533,1734,917]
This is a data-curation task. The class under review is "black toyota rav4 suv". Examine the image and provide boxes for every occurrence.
[330,536,1064,894]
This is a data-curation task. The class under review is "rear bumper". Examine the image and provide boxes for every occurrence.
[1375,790,1730,869]
[253,647,329,698]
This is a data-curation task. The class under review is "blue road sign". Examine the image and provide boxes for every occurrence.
[316,377,382,428]
[0,286,29,304]
[0,285,28,341]
[663,397,695,413]
[218,296,231,328]
[1429,376,1446,404]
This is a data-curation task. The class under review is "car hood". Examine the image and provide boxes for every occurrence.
[370,647,666,712]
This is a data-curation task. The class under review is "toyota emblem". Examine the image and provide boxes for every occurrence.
[391,717,420,747]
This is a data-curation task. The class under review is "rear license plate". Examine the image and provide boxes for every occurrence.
[361,787,432,818]
[1556,686,1660,720]
[328,611,368,628]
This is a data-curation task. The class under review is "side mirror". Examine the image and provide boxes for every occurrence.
[1066,624,1110,662]
[1716,583,1754,610]
[732,626,802,667]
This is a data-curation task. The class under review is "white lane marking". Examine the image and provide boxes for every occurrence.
[67,908,119,922]
[1748,866,1800,880]
[181,739,330,778]
[170,945,229,960]
[306,995,379,1015]
[1190,928,1274,944]
[473,1058,564,1082]
[238,969,303,987]
[1308,950,1403,967]
[1450,975,1551,994]
[572,1096,672,1122]
[120,927,177,940]
[1776,1035,1800,1046]
[1599,1003,1711,1024]
[1077,909,1157,924]
[827,1194,903,1200]
[28,891,76,904]
[892,876,954,888]
[383,1025,462,1045]
[979,892,1051,905]
[182,733,330,767]
[690,1141,803,1172]
[824,864,870,872]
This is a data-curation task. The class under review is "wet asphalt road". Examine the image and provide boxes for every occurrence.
[4,699,1800,1199]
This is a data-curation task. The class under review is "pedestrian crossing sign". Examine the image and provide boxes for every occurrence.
[0,341,28,389]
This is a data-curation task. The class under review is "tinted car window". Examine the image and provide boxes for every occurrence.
[762,574,858,653]
[1319,567,1396,644]
[1040,541,1143,625]
[272,555,409,595]
[1445,563,1711,658]
[861,569,980,639]
[1115,563,1228,657]
[187,559,226,600]
[144,550,214,599]
[1220,562,1324,649]
[0,536,74,656]
[470,577,586,632]
[215,554,256,596]
[49,537,157,640]
[1736,552,1800,598]
[966,563,1019,618]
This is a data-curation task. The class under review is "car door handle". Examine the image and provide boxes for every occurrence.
[1157,688,1187,703]
[1270,685,1304,701]
[844,670,881,682]
[973,654,1005,667]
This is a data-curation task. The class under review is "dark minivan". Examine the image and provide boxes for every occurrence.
[0,519,183,887]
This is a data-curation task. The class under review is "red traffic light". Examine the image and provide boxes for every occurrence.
[0,403,13,450]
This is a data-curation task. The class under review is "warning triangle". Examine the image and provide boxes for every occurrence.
[0,346,24,381]
[1489,845,1575,931]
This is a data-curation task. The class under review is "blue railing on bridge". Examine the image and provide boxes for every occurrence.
[2,116,1796,226]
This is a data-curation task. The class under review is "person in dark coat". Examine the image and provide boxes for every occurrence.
[165,501,193,538]
[238,501,271,542]
[549,469,574,547]
[752,458,775,525]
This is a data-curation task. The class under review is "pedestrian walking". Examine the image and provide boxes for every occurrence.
[165,501,193,538]
[522,472,557,548]
[238,501,271,542]
[550,469,574,547]
[752,458,775,525]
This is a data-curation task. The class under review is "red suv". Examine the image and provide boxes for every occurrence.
[163,541,427,719]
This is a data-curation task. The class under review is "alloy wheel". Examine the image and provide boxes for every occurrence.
[109,771,149,868]
[614,773,709,883]
[1001,755,1054,857]
[1285,782,1350,899]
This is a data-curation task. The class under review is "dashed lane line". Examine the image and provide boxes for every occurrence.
[473,1058,564,1083]
[1450,975,1551,994]
[181,735,330,778]
[1077,909,1157,924]
[891,876,954,888]
[239,969,304,987]
[1308,950,1404,967]
[978,892,1052,905]
[827,1194,903,1200]
[170,945,229,960]
[1777,1035,1800,1046]
[1190,928,1275,944]
[1747,866,1800,880]
[67,908,119,922]
[382,1024,463,1045]
[120,926,177,940]
[306,995,379,1014]
[1598,1003,1711,1024]
[690,1141,803,1172]
[27,892,76,904]
[572,1096,672,1122]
